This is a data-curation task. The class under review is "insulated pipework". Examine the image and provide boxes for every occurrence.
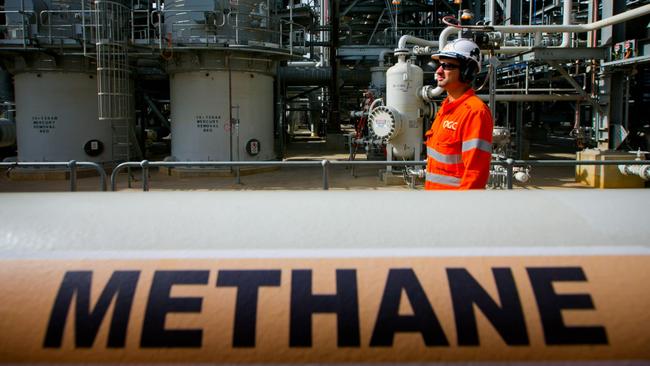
[619,150,650,181]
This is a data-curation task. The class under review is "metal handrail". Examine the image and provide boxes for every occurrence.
[2,159,648,192]
[0,161,107,191]
[108,159,650,192]
[131,8,151,44]
[0,10,36,47]
[146,9,306,51]
[110,160,327,191]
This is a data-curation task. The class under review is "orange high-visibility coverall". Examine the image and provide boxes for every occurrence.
[425,89,493,190]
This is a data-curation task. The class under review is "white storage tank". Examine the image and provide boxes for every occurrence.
[14,71,112,162]
[371,50,425,160]
[168,53,276,161]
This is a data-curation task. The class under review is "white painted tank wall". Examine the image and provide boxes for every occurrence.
[170,70,274,161]
[386,55,425,159]
[14,72,112,162]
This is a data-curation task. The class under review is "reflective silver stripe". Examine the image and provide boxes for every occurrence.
[462,138,492,153]
[425,172,461,187]
[427,146,461,164]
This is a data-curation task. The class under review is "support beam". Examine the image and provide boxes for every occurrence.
[341,0,361,16]
[287,86,322,102]
[548,61,604,115]
[532,48,608,61]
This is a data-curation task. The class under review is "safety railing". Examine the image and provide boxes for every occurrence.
[131,8,151,44]
[38,9,96,46]
[3,7,96,51]
[279,20,307,55]
[149,9,227,47]
[0,161,107,191]
[0,10,36,47]
[2,159,649,192]
[1,6,306,54]
[146,9,306,53]
[110,160,332,191]
[109,159,650,192]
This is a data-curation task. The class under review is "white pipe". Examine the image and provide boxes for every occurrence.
[437,26,459,50]
[287,61,319,67]
[320,0,327,67]
[420,85,444,102]
[492,3,650,33]
[369,98,383,112]
[487,0,495,25]
[429,86,444,99]
[560,0,572,47]
[2,191,650,249]
[514,170,530,183]
[437,3,650,54]
[378,49,393,67]
[619,164,650,180]
[397,35,438,50]
[491,46,534,54]
[477,94,585,102]
[439,27,531,55]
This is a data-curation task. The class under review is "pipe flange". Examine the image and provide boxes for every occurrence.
[393,48,410,56]
[369,105,401,140]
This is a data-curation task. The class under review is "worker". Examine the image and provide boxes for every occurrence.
[424,38,494,190]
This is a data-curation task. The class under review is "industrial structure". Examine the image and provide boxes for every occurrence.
[1,1,650,362]
[0,0,649,187]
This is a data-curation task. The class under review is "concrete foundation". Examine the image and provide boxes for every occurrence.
[380,170,406,186]
[576,149,645,188]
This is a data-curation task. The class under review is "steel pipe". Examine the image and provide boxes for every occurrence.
[437,4,650,54]
[477,94,585,102]
[1,189,649,363]
[396,35,439,51]
[619,164,650,181]
[560,0,573,47]
[0,161,107,191]
[493,3,650,33]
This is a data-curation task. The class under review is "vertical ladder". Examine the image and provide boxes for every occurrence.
[95,0,135,162]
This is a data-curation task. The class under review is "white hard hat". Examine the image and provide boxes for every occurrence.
[431,38,482,73]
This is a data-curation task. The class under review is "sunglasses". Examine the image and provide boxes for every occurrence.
[436,62,460,70]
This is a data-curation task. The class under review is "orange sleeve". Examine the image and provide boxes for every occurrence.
[459,107,493,189]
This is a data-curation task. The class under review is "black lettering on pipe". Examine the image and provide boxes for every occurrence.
[447,267,529,346]
[216,270,281,347]
[527,267,608,345]
[43,270,140,348]
[141,270,209,348]
[290,269,360,347]
[369,269,448,347]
